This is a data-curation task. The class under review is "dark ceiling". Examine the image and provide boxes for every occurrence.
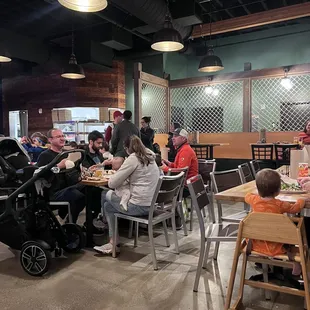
[0,0,309,71]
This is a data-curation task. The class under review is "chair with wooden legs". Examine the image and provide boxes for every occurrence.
[225,213,310,310]
[187,175,239,292]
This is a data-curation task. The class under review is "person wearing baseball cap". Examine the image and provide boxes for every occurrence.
[105,110,123,146]
[162,127,198,192]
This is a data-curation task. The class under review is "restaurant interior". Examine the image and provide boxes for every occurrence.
[1,0,310,309]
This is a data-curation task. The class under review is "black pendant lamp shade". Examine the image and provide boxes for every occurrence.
[151,15,184,52]
[61,54,85,79]
[198,47,224,73]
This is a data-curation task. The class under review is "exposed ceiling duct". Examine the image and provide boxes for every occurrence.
[109,0,192,40]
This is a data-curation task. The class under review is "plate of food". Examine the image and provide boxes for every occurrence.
[280,183,306,194]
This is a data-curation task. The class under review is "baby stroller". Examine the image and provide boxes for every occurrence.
[0,149,86,277]
[0,137,31,191]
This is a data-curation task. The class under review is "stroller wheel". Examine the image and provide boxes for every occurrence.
[20,241,51,276]
[62,223,85,253]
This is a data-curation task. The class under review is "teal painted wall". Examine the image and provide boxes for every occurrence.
[164,24,310,79]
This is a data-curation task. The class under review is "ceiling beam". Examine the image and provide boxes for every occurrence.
[238,0,251,15]
[191,2,310,38]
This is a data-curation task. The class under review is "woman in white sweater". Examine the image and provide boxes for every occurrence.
[94,135,160,254]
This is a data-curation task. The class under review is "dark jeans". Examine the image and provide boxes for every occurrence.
[52,183,85,223]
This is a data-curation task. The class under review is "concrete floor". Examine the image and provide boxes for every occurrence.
[0,203,305,310]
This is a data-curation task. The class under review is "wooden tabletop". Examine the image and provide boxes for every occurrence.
[214,180,310,208]
[190,143,230,147]
[81,178,109,187]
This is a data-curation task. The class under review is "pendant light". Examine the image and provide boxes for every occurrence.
[151,1,184,52]
[198,1,224,73]
[0,55,11,63]
[61,25,85,80]
[58,0,108,12]
[281,68,293,90]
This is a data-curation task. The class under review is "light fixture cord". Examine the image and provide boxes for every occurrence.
[209,0,212,44]
[71,13,75,55]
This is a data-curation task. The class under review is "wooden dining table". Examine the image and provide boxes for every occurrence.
[214,166,310,214]
[81,178,109,246]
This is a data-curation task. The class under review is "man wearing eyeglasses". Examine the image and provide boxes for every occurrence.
[37,128,85,224]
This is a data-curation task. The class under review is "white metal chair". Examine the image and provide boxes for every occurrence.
[112,172,185,270]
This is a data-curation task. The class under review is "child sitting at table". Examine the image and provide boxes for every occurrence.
[245,168,306,275]
[106,157,130,211]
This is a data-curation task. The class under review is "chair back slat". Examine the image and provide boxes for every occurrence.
[238,163,254,183]
[211,169,242,194]
[198,160,216,185]
[251,144,274,160]
[250,160,260,177]
[242,213,300,245]
[167,167,189,202]
[155,173,184,204]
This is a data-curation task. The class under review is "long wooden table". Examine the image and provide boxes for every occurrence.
[214,180,310,208]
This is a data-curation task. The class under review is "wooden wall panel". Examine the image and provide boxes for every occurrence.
[155,131,301,159]
[2,60,125,135]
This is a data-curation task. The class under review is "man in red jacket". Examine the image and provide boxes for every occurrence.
[162,128,198,198]
[105,111,123,146]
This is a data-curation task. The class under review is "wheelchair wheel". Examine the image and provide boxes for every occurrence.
[62,223,85,253]
[20,241,51,276]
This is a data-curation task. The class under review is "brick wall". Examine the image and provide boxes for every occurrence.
[2,60,125,135]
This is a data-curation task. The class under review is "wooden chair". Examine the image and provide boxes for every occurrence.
[225,213,310,310]
[238,163,254,183]
[274,144,299,168]
[251,144,275,169]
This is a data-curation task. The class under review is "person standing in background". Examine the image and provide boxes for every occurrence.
[111,110,140,158]
[140,116,154,151]
[105,111,123,147]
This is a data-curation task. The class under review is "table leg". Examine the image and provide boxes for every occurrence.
[85,186,93,247]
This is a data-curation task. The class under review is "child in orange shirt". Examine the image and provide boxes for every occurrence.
[245,169,305,275]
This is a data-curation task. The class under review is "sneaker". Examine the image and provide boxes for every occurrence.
[93,243,120,255]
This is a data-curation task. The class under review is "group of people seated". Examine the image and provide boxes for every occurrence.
[15,110,199,255]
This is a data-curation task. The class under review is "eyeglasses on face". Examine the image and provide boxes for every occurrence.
[52,135,65,139]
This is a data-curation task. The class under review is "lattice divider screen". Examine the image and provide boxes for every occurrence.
[170,81,243,133]
[252,75,310,132]
[141,82,167,133]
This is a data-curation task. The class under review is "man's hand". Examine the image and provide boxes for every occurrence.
[57,159,67,169]
[162,159,170,166]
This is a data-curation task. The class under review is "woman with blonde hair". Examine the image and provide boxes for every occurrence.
[94,135,160,255]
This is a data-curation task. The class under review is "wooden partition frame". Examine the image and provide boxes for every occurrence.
[133,62,169,130]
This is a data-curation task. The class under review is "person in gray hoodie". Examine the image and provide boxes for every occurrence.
[110,110,140,158]
[94,135,160,254]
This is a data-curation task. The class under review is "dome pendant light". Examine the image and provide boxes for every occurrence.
[58,0,108,12]
[198,1,223,73]
[0,55,11,63]
[61,27,85,80]
[151,1,184,52]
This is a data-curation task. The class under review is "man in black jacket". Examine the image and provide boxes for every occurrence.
[83,131,104,168]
